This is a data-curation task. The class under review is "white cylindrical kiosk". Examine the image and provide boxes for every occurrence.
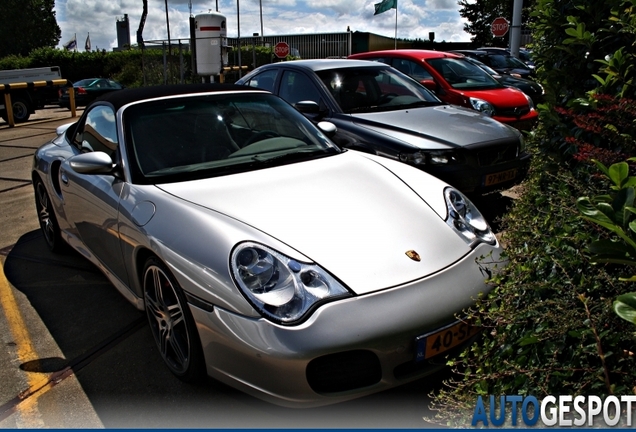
[195,12,227,76]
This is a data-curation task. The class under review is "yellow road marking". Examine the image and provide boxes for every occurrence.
[0,260,46,427]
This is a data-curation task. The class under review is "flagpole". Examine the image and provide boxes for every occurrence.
[394,8,397,49]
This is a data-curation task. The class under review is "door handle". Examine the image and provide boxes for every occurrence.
[60,170,69,185]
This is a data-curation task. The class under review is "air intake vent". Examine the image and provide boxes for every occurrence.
[306,350,381,393]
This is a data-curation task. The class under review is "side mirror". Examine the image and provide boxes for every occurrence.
[317,121,337,137]
[420,79,438,93]
[69,151,115,174]
[294,100,320,114]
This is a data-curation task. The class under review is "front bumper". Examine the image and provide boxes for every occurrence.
[426,151,531,194]
[188,242,501,407]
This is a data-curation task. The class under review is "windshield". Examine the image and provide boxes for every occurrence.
[315,66,441,114]
[427,57,502,90]
[488,54,529,69]
[464,57,499,76]
[124,92,339,184]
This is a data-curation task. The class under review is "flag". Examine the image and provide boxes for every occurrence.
[63,35,77,51]
[374,0,396,15]
[85,33,91,51]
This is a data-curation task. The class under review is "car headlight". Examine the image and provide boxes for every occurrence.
[399,150,465,165]
[444,188,496,246]
[519,133,526,153]
[399,151,426,165]
[231,242,351,324]
[522,92,535,110]
[469,97,495,116]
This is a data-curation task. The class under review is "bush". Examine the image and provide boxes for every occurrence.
[429,2,636,425]
[428,146,636,427]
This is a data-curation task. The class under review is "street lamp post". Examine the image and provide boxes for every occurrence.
[164,0,172,56]
[259,0,264,43]
[237,0,242,77]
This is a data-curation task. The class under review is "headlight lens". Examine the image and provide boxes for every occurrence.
[399,150,464,165]
[399,151,426,165]
[522,92,535,110]
[231,242,351,324]
[469,97,495,116]
[429,150,465,165]
[519,133,526,153]
[444,188,496,246]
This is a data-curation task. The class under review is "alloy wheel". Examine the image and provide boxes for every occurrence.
[144,263,191,375]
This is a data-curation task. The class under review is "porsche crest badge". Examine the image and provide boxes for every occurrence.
[405,250,421,262]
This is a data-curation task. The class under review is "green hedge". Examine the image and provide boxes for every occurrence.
[0,45,295,87]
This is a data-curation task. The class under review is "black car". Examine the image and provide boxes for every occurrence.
[236,59,531,194]
[451,50,534,80]
[478,47,535,69]
[58,78,124,108]
[462,55,544,104]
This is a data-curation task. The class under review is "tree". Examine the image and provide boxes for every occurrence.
[458,0,536,46]
[0,0,61,58]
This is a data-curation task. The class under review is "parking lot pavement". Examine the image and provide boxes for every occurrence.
[0,106,82,129]
[0,110,102,427]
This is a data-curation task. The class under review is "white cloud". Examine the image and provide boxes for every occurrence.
[54,0,471,53]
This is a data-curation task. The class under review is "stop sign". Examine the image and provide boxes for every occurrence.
[274,42,290,59]
[491,17,509,37]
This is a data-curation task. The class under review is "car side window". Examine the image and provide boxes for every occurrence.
[72,105,118,158]
[391,59,433,81]
[246,70,278,92]
[279,71,321,105]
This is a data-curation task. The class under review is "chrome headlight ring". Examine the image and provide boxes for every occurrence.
[230,242,351,324]
[469,97,495,117]
[444,188,496,247]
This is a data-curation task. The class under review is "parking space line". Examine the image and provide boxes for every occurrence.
[0,261,46,426]
[0,253,146,424]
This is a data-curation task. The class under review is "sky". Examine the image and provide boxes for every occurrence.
[54,0,472,52]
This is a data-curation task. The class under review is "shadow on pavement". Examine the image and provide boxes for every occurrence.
[3,230,454,428]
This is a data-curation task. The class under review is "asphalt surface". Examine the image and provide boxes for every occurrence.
[0,106,513,428]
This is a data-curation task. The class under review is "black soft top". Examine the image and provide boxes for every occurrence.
[95,83,260,111]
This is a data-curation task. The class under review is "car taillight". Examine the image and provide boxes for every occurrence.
[76,87,87,95]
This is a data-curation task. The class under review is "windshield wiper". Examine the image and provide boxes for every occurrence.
[401,101,440,108]
[250,148,333,164]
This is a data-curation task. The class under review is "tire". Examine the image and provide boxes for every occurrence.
[10,98,31,123]
[143,256,205,382]
[34,177,64,252]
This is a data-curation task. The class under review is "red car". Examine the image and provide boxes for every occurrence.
[349,50,538,131]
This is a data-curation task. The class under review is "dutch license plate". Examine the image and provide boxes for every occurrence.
[484,168,517,186]
[415,321,480,362]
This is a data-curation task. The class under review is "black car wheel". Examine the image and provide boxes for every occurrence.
[34,177,64,252]
[143,256,205,382]
[9,98,31,123]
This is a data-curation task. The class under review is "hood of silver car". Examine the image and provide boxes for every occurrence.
[158,151,473,295]
[350,104,519,149]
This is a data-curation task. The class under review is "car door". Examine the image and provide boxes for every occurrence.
[59,104,129,285]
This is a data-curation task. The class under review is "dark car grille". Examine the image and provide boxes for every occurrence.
[306,350,381,393]
[477,144,519,167]
[496,106,530,117]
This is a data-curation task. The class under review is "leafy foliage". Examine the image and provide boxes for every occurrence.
[0,0,60,58]
[0,44,298,87]
[428,152,636,427]
[552,94,636,163]
[429,1,636,426]
[576,159,636,326]
[531,0,636,161]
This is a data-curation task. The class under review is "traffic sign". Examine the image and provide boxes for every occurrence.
[491,17,509,37]
[274,42,290,59]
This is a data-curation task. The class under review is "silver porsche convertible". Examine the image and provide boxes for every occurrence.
[32,84,502,407]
